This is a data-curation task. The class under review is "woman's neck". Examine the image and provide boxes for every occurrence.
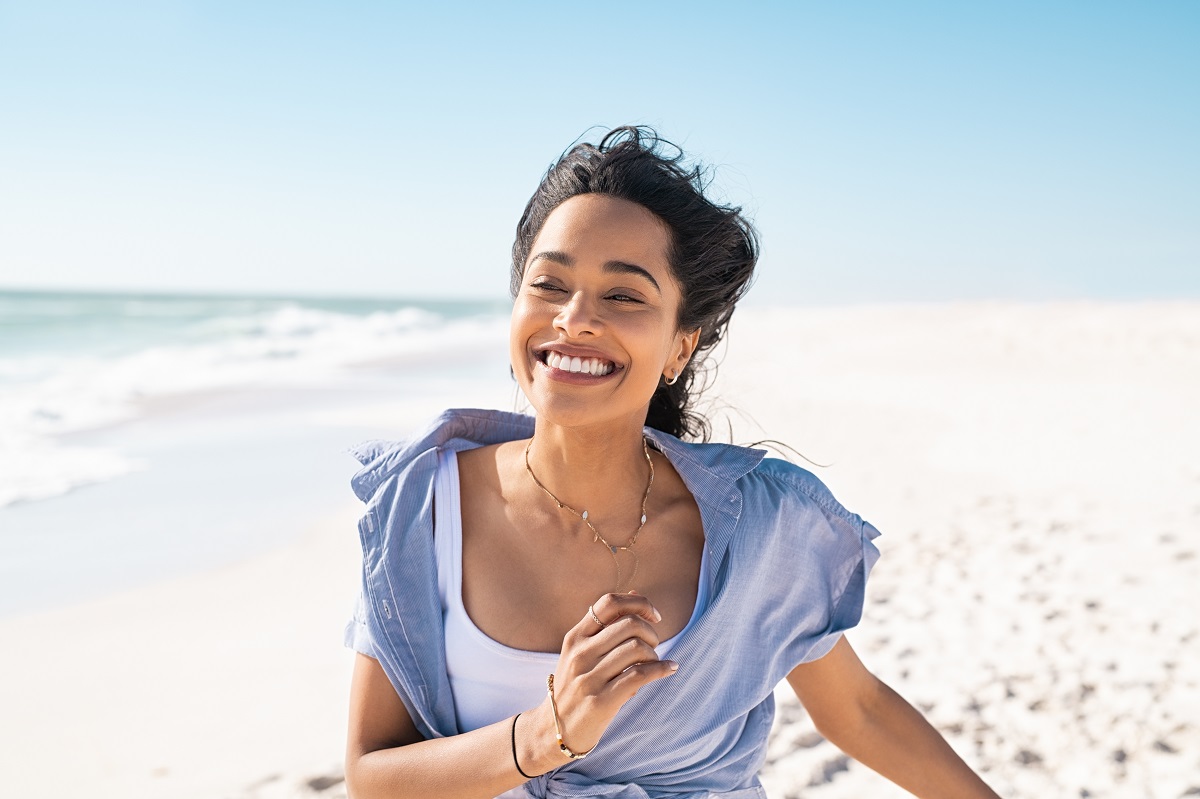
[523,418,655,538]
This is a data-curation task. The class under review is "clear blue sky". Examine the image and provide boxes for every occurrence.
[1,1,1196,304]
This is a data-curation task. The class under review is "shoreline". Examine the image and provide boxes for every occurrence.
[0,337,515,618]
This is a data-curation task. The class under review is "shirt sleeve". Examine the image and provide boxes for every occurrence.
[795,511,882,664]
[747,464,883,673]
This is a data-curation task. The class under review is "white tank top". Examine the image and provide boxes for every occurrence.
[434,448,708,734]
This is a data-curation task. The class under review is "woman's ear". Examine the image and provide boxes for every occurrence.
[673,328,701,371]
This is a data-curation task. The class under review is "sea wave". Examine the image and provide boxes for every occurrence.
[0,303,508,508]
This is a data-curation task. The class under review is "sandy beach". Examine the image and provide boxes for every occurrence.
[1,301,1196,798]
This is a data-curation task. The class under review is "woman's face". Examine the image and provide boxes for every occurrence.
[510,194,699,431]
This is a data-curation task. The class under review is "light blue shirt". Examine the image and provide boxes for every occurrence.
[345,408,881,799]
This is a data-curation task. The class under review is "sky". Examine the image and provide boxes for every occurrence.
[0,1,1196,304]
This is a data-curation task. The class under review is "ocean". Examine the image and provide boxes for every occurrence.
[0,289,514,615]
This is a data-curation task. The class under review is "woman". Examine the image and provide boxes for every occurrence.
[344,127,1000,798]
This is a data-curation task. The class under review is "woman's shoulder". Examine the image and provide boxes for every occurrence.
[349,408,534,503]
[646,430,876,545]
[745,455,863,526]
[454,439,518,492]
[738,455,882,588]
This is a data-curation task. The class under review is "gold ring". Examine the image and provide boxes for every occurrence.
[588,604,606,628]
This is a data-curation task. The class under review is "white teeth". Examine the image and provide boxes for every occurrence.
[542,351,615,376]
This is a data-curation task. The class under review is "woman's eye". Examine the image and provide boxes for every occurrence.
[530,281,564,292]
[607,293,642,304]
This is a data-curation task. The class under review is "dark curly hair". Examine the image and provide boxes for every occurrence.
[510,126,759,441]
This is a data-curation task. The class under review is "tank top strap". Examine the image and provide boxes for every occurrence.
[433,448,460,611]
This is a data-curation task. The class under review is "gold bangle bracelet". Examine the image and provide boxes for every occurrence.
[546,673,591,760]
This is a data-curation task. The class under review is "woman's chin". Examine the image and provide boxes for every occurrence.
[521,391,649,434]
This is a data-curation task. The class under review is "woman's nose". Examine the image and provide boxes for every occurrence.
[553,291,600,338]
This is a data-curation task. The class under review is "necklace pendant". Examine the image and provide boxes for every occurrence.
[610,545,618,554]
[581,510,588,520]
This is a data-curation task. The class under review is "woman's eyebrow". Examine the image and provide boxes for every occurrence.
[529,250,662,295]
[604,260,661,295]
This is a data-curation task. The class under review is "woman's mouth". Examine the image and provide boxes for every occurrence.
[537,350,617,377]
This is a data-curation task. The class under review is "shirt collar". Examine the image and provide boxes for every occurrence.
[640,426,765,513]
[350,408,765,509]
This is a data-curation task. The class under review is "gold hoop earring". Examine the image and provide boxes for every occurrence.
[664,369,679,386]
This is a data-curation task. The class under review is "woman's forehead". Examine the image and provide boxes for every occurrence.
[531,195,673,269]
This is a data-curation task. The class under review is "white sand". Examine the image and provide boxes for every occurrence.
[1,302,1196,798]
[732,303,1200,799]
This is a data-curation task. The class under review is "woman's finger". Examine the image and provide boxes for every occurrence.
[592,612,661,651]
[586,603,607,630]
[589,635,662,684]
[562,612,661,677]
[565,592,661,652]
[590,591,662,628]
[603,658,681,703]
[559,593,665,686]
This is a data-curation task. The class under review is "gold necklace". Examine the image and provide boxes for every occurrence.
[524,437,655,592]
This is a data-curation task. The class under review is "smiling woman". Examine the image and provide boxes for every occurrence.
[509,133,756,442]
[511,194,698,433]
[342,127,1001,799]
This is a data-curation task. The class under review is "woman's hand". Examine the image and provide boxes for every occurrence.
[537,591,680,758]
[347,593,683,794]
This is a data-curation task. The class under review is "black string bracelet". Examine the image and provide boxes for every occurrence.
[511,713,536,780]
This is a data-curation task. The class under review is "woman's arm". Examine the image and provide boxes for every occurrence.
[345,593,678,799]
[345,653,557,799]
[786,636,1001,799]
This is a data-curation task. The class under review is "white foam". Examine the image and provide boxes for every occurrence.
[0,305,508,507]
[0,432,145,508]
